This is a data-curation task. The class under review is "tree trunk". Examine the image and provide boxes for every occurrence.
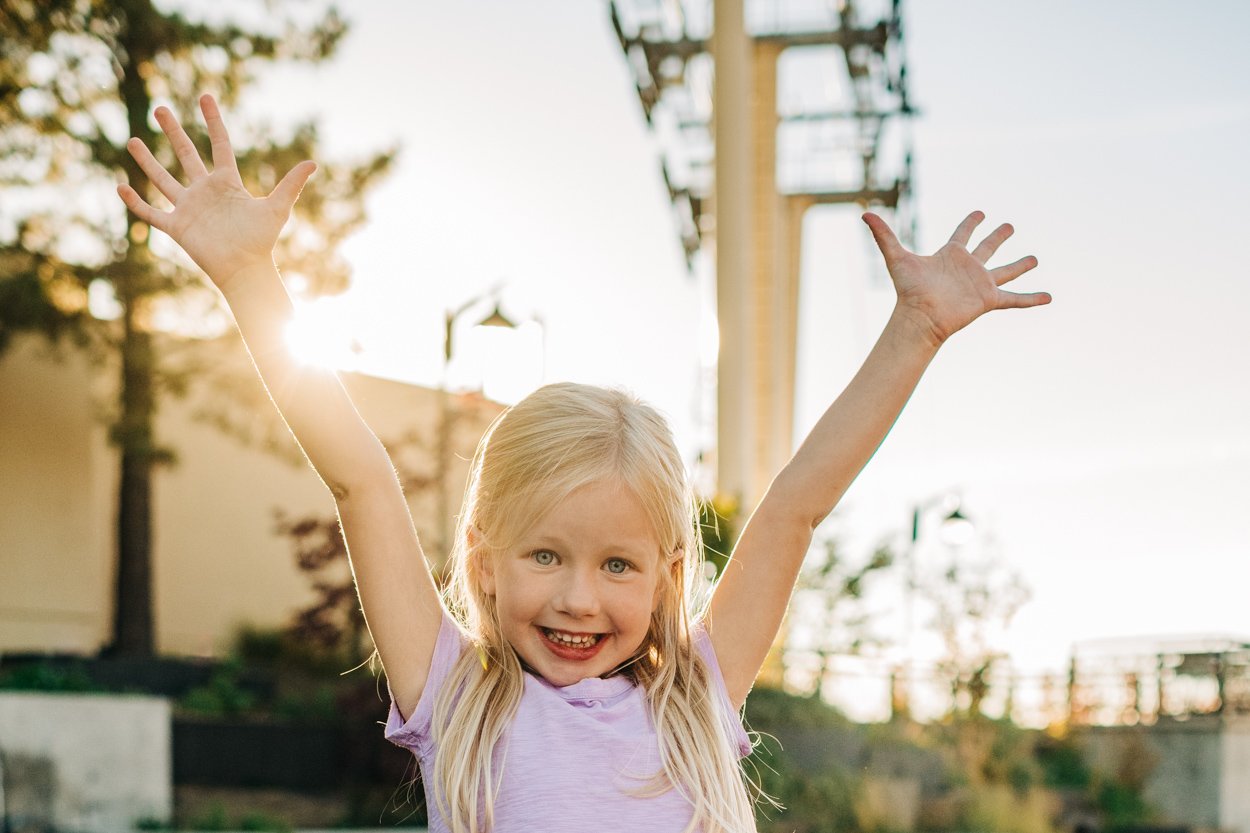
[109,2,158,657]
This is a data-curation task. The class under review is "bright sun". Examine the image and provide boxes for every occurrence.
[284,297,362,371]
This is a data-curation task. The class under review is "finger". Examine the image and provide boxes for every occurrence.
[862,212,906,265]
[995,289,1052,310]
[117,183,171,233]
[989,255,1039,286]
[268,160,317,212]
[970,222,1013,264]
[126,137,184,204]
[154,105,209,181]
[199,94,239,177]
[947,210,985,249]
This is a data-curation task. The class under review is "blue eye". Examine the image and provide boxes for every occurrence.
[532,550,557,566]
[605,558,630,575]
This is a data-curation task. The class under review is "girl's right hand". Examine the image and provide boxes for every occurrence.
[117,94,316,295]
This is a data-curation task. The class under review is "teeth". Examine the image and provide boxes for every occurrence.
[544,629,601,648]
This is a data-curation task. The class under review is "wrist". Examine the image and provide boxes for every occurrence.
[213,257,281,300]
[888,303,946,353]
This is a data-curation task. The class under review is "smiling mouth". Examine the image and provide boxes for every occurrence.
[540,627,605,648]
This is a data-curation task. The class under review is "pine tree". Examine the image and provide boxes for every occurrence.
[0,0,394,656]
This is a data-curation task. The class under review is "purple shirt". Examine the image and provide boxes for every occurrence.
[385,614,751,832]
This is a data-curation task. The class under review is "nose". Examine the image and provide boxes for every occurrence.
[554,567,601,618]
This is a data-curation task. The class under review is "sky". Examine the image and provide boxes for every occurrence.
[225,0,1249,707]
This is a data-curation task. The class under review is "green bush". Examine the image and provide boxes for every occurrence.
[272,684,340,724]
[0,662,100,692]
[744,687,862,832]
[238,811,292,832]
[178,660,255,716]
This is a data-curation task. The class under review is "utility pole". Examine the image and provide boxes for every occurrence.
[610,0,916,513]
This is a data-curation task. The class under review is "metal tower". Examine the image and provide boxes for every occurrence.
[610,0,915,514]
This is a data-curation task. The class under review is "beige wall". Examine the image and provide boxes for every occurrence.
[0,334,502,657]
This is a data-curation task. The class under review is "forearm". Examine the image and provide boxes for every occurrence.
[770,304,940,527]
[221,261,391,498]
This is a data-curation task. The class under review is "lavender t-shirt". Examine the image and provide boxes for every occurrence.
[384,614,752,833]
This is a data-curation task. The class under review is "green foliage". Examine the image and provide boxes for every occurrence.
[0,661,101,692]
[232,622,364,676]
[745,683,853,730]
[698,495,738,578]
[1097,781,1151,830]
[272,684,340,725]
[744,686,862,832]
[237,812,293,833]
[1035,733,1092,788]
[233,624,287,664]
[186,802,231,832]
[754,752,859,833]
[179,659,255,716]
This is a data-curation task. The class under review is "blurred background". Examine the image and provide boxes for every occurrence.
[1,1,1247,832]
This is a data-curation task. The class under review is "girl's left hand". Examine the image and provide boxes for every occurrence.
[863,211,1051,347]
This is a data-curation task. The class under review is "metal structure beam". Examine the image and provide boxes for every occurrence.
[610,0,915,529]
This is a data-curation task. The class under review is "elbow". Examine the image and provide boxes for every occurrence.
[766,466,841,531]
[328,450,400,506]
[326,478,351,502]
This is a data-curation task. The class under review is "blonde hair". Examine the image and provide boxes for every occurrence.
[431,382,757,833]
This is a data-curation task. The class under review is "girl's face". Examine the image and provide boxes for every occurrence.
[479,477,665,687]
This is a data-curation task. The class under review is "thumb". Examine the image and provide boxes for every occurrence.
[862,212,905,264]
[270,160,317,211]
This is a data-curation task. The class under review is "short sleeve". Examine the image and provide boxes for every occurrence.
[383,611,468,754]
[692,626,753,758]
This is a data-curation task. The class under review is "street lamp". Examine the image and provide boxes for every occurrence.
[437,291,516,564]
[897,496,976,715]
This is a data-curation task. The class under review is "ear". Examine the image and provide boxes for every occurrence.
[471,528,497,597]
[478,553,497,596]
[652,547,682,611]
[467,525,495,597]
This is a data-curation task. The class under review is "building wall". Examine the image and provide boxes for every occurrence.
[1084,720,1223,829]
[0,333,502,657]
[0,336,113,652]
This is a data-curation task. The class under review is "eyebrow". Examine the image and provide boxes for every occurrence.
[528,535,656,560]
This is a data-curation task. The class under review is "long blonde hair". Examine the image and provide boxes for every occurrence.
[431,382,757,832]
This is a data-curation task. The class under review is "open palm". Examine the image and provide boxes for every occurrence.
[117,94,316,292]
[863,211,1050,345]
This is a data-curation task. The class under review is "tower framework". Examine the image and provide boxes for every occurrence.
[610,0,916,514]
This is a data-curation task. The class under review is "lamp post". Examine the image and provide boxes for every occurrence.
[897,495,975,716]
[436,291,516,566]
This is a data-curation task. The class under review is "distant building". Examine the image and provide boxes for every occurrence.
[1071,635,1250,833]
[0,333,504,657]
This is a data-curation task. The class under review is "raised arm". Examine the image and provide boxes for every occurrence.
[118,95,442,717]
[706,211,1050,707]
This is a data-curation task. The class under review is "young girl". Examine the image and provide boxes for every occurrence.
[118,95,1049,833]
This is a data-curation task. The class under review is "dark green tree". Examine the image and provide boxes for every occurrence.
[0,0,394,656]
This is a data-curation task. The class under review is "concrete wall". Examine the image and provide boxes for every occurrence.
[1221,718,1250,833]
[1,333,502,657]
[0,691,171,832]
[1084,719,1223,830]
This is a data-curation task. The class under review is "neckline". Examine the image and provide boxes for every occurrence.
[537,671,635,703]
